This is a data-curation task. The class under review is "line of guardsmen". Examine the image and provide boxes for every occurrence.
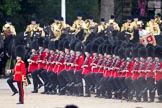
[1,13,162,40]
[27,35,162,102]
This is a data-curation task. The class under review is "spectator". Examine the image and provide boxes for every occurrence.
[138,0,147,17]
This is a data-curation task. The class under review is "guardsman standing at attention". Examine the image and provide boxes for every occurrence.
[2,18,16,36]
[106,15,120,31]
[146,16,161,36]
[72,12,86,35]
[7,45,26,104]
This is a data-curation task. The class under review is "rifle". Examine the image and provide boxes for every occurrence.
[145,60,153,73]
[118,60,127,73]
[153,59,161,73]
[138,60,145,73]
[131,60,139,73]
[47,52,55,65]
[27,52,36,64]
[91,56,98,66]
[82,54,91,68]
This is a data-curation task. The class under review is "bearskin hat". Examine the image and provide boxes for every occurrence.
[102,44,107,54]
[91,42,99,53]
[118,47,125,59]
[146,44,155,57]
[15,45,26,60]
[106,44,112,55]
[94,37,104,45]
[48,41,55,51]
[75,41,83,52]
[111,45,116,55]
[84,43,91,53]
[154,46,162,58]
[114,46,120,56]
[63,39,70,49]
[43,39,49,49]
[138,47,147,58]
[38,37,44,47]
[132,47,139,58]
[30,40,38,50]
[70,39,78,51]
[125,48,132,58]
[98,44,104,55]
[58,40,64,51]
[54,40,59,50]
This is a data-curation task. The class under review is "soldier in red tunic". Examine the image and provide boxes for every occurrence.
[31,37,44,93]
[154,46,162,102]
[145,44,156,102]
[7,45,26,104]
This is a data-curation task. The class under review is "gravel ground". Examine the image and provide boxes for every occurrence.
[0,78,162,108]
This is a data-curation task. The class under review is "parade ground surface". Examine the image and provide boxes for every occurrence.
[0,79,162,108]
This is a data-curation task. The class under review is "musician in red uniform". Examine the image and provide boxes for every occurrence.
[7,45,26,104]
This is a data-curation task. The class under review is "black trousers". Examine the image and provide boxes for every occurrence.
[74,70,83,84]
[146,76,156,101]
[84,73,94,94]
[7,76,18,93]
[48,72,58,90]
[157,79,162,100]
[138,76,148,101]
[7,76,24,103]
[66,70,75,83]
[17,81,24,103]
[31,70,43,91]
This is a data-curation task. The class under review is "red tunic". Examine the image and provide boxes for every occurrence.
[56,55,65,74]
[125,61,134,78]
[28,54,38,72]
[145,62,155,79]
[37,51,47,69]
[138,62,148,78]
[155,62,162,81]
[131,61,140,80]
[14,60,26,82]
[74,54,84,73]
[47,53,58,71]
[113,60,123,78]
[91,57,101,73]
[103,59,113,77]
[82,56,93,75]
